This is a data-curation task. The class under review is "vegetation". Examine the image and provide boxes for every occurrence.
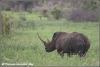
[0,0,99,66]
[51,7,62,20]
[1,11,99,66]
[1,0,99,22]
[82,1,99,10]
[41,9,48,17]
[0,12,13,35]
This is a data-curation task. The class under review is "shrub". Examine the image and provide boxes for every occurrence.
[4,6,11,11]
[68,8,99,22]
[27,8,33,14]
[41,9,48,17]
[14,20,36,29]
[82,1,98,10]
[19,13,26,21]
[51,7,62,20]
[0,12,13,35]
[27,20,36,29]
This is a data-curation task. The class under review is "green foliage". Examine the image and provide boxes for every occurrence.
[28,20,36,29]
[4,6,11,11]
[41,9,48,17]
[27,8,33,14]
[51,7,62,20]
[82,1,99,10]
[19,13,26,21]
[0,12,13,35]
[13,20,36,30]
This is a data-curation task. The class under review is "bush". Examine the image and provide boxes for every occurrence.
[28,20,36,29]
[51,7,62,20]
[13,20,36,29]
[68,8,99,22]
[4,6,11,11]
[41,9,48,17]
[19,13,26,21]
[82,1,98,10]
[27,9,33,14]
[0,12,13,35]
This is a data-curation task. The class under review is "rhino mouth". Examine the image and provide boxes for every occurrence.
[45,48,52,52]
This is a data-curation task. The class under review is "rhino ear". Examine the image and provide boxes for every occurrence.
[53,32,58,37]
[52,32,59,40]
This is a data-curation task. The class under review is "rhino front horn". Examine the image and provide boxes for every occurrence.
[37,33,47,45]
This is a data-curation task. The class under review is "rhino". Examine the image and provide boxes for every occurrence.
[37,32,90,59]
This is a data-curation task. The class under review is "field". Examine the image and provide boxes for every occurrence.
[1,11,99,66]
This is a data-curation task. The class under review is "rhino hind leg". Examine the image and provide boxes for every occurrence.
[82,52,86,57]
[78,50,85,59]
[78,50,87,60]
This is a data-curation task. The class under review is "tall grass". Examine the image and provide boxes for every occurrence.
[1,11,99,66]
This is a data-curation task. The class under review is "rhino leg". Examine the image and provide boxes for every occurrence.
[78,50,85,60]
[59,51,64,57]
[79,52,86,60]
[67,52,71,57]
[57,49,64,58]
[77,43,85,58]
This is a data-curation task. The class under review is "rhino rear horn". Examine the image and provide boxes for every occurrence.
[47,39,50,42]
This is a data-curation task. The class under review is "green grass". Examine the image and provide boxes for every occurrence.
[1,11,99,66]
[2,11,48,21]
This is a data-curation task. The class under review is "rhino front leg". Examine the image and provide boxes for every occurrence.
[59,51,64,57]
[57,49,64,58]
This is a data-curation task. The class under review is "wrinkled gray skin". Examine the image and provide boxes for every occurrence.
[37,32,90,59]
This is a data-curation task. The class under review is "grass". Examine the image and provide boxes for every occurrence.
[2,11,48,21]
[1,11,99,66]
